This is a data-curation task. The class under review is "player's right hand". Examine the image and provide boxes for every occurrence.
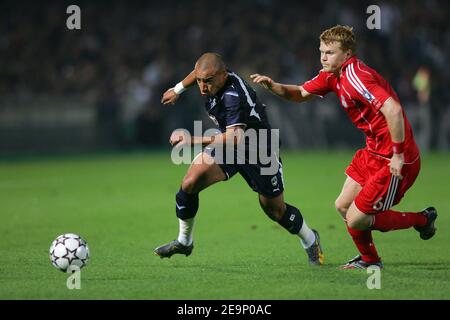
[389,153,404,179]
[169,130,191,147]
[250,74,274,90]
[161,88,179,105]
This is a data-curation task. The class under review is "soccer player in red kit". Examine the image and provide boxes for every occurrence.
[251,25,437,269]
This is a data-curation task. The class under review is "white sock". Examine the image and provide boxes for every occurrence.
[297,220,316,249]
[177,218,195,246]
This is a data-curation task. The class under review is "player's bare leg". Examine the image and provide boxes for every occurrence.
[335,176,382,269]
[258,193,324,266]
[180,152,227,194]
[335,176,361,219]
[154,152,226,258]
[346,203,373,230]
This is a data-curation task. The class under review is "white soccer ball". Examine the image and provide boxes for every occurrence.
[49,233,90,272]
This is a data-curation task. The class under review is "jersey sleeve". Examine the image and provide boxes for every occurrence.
[301,71,332,97]
[349,67,392,112]
[223,90,247,128]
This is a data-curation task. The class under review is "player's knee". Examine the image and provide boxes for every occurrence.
[346,219,359,230]
[335,199,349,218]
[259,200,284,221]
[346,216,365,230]
[181,175,200,194]
[266,207,285,221]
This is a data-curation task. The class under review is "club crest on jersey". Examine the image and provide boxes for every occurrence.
[363,89,373,101]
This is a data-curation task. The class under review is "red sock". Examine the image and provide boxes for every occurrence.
[346,225,381,263]
[372,210,427,232]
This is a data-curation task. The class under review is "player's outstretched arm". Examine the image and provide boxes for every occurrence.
[250,74,314,103]
[161,70,196,105]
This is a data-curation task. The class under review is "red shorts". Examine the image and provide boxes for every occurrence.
[345,148,421,214]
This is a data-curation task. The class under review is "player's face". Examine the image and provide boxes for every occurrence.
[319,41,351,74]
[195,68,227,97]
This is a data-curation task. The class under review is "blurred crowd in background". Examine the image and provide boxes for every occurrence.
[1,0,449,154]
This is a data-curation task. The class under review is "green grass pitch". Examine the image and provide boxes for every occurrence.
[0,151,449,299]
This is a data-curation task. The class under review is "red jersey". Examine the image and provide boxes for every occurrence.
[302,56,419,163]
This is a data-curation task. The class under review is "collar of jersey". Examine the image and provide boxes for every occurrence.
[341,55,358,71]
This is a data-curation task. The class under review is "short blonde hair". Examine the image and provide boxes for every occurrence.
[320,25,356,53]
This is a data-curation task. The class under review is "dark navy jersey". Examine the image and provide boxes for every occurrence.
[203,70,280,166]
[204,71,271,133]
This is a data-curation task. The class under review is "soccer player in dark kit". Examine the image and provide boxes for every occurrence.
[154,53,324,266]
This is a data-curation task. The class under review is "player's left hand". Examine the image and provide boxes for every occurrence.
[250,74,274,90]
[169,130,191,147]
[389,153,404,179]
[161,88,179,105]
